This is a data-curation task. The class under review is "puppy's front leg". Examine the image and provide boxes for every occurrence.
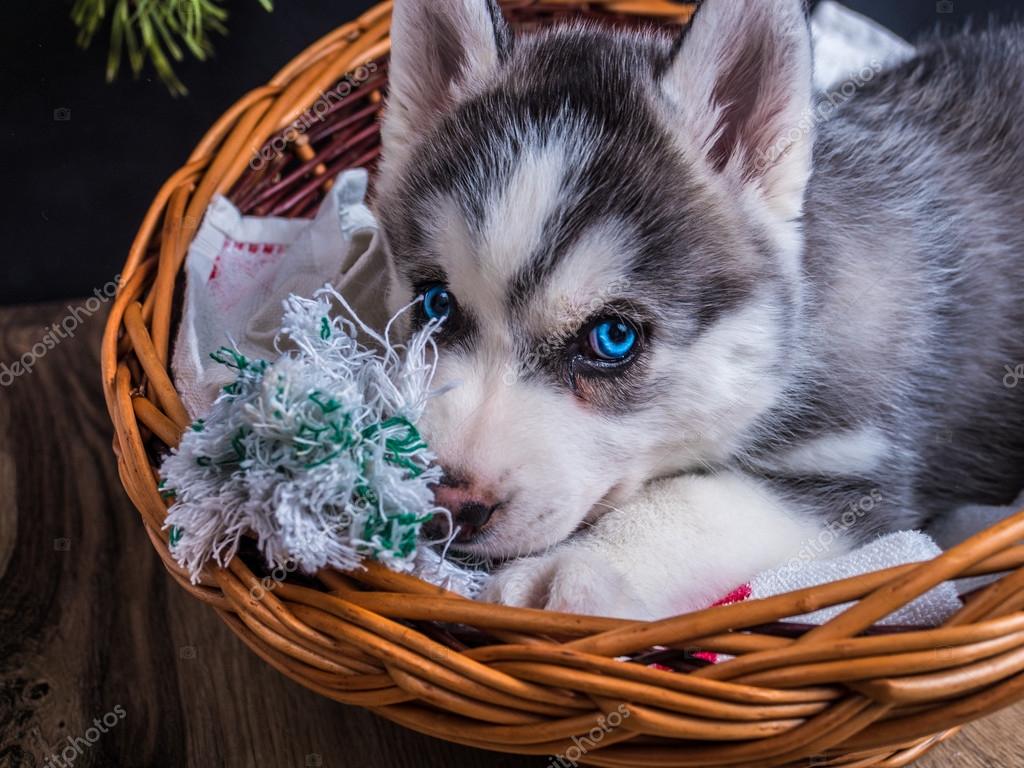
[481,471,836,619]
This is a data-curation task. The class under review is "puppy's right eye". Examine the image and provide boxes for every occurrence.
[585,318,639,363]
[421,283,455,322]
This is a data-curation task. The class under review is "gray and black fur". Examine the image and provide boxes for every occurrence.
[747,25,1024,534]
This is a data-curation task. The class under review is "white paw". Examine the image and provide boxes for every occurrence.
[481,547,647,618]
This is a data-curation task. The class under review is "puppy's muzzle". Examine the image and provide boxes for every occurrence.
[425,472,504,543]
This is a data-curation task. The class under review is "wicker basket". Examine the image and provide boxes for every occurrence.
[101,2,1024,765]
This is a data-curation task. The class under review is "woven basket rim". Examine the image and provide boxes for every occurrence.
[100,2,1024,765]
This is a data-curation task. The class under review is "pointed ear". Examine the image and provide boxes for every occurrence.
[381,0,511,181]
[660,0,813,220]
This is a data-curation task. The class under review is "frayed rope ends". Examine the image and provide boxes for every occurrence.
[160,285,488,597]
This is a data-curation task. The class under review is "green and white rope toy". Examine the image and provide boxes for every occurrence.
[161,285,487,596]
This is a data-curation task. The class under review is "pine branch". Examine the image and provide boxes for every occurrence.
[71,0,274,96]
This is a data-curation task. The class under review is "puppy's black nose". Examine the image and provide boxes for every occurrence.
[425,477,503,542]
[454,500,495,529]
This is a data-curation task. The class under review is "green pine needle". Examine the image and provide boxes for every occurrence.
[71,0,275,96]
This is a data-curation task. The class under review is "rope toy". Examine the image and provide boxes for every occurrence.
[161,285,487,596]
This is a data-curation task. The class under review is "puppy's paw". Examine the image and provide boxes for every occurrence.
[481,547,646,618]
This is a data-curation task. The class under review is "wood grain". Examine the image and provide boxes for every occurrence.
[0,299,1019,768]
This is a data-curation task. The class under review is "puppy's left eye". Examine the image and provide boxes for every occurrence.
[421,283,454,322]
[586,318,639,362]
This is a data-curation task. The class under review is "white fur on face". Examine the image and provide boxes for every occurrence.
[639,300,788,475]
[480,139,570,288]
[418,352,630,557]
[523,218,640,338]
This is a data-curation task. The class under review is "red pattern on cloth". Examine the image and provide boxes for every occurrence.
[712,583,753,607]
[688,584,754,664]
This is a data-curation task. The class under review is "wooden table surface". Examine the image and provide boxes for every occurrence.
[1,299,1023,768]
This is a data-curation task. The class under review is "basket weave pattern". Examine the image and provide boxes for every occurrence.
[101,2,1024,765]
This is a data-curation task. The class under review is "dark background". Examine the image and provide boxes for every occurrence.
[2,1,1020,306]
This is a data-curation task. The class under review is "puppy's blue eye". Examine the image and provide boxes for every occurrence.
[422,284,453,321]
[588,319,638,361]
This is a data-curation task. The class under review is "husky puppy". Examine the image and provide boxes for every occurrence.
[374,0,1024,618]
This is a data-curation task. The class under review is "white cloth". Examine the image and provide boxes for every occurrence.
[811,1,915,90]
[750,531,961,626]
[172,169,389,418]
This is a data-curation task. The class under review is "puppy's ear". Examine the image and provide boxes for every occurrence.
[381,0,511,182]
[660,0,813,221]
